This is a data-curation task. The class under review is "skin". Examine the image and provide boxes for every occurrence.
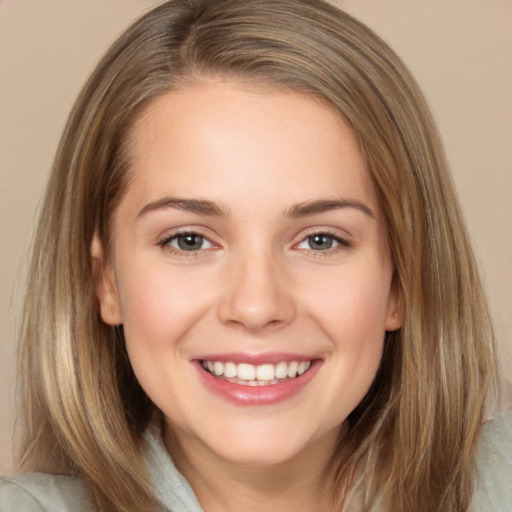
[92,82,402,511]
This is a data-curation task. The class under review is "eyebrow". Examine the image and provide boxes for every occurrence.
[285,198,375,218]
[137,197,227,218]
[136,196,374,219]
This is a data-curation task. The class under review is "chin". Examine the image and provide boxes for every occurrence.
[193,416,340,468]
[210,436,310,467]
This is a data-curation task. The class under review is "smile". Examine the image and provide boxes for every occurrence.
[201,360,312,387]
[195,355,321,405]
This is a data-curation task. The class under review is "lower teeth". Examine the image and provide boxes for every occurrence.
[206,372,292,387]
[224,375,287,386]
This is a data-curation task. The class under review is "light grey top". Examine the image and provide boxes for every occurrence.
[472,409,512,511]
[0,422,203,512]
[1,410,511,511]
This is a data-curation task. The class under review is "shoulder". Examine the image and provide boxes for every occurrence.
[473,408,512,511]
[0,472,93,512]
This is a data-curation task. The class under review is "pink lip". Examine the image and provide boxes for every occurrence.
[193,358,322,406]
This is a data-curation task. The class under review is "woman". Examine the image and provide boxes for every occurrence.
[1,0,510,510]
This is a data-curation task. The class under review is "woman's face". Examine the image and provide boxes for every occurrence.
[94,82,402,468]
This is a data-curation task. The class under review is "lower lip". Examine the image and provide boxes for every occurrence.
[195,361,321,406]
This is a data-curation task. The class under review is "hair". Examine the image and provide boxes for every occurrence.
[16,0,501,511]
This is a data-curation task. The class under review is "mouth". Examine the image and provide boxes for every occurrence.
[195,353,321,405]
[200,359,313,387]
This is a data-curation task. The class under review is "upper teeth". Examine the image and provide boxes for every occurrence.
[202,360,312,381]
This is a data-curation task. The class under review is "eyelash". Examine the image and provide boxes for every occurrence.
[157,230,215,257]
[157,230,351,257]
[295,231,351,256]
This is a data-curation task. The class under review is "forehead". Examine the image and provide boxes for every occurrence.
[122,81,378,212]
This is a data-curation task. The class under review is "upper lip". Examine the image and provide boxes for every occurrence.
[194,352,319,365]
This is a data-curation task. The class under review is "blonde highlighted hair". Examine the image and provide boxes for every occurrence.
[17,1,500,510]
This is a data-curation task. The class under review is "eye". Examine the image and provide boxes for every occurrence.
[296,233,349,251]
[161,232,214,251]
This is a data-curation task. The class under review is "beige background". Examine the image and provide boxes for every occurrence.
[1,0,511,475]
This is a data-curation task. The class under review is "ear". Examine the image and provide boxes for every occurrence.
[91,234,123,326]
[384,278,404,332]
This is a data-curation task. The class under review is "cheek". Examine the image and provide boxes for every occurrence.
[115,259,216,345]
[310,267,390,407]
[300,260,391,395]
[114,263,212,410]
[304,261,392,339]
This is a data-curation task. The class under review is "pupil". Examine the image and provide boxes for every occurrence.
[178,234,203,250]
[309,234,332,250]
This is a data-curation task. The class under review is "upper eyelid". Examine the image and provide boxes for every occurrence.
[168,233,214,250]
[157,226,218,243]
[294,226,352,242]
[295,233,350,249]
[157,231,219,258]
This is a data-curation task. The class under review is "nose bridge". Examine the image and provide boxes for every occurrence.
[218,244,294,332]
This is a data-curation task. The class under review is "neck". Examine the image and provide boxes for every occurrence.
[164,424,344,512]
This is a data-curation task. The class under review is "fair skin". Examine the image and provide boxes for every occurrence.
[93,81,402,511]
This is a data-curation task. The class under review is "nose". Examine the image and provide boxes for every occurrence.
[217,250,295,333]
